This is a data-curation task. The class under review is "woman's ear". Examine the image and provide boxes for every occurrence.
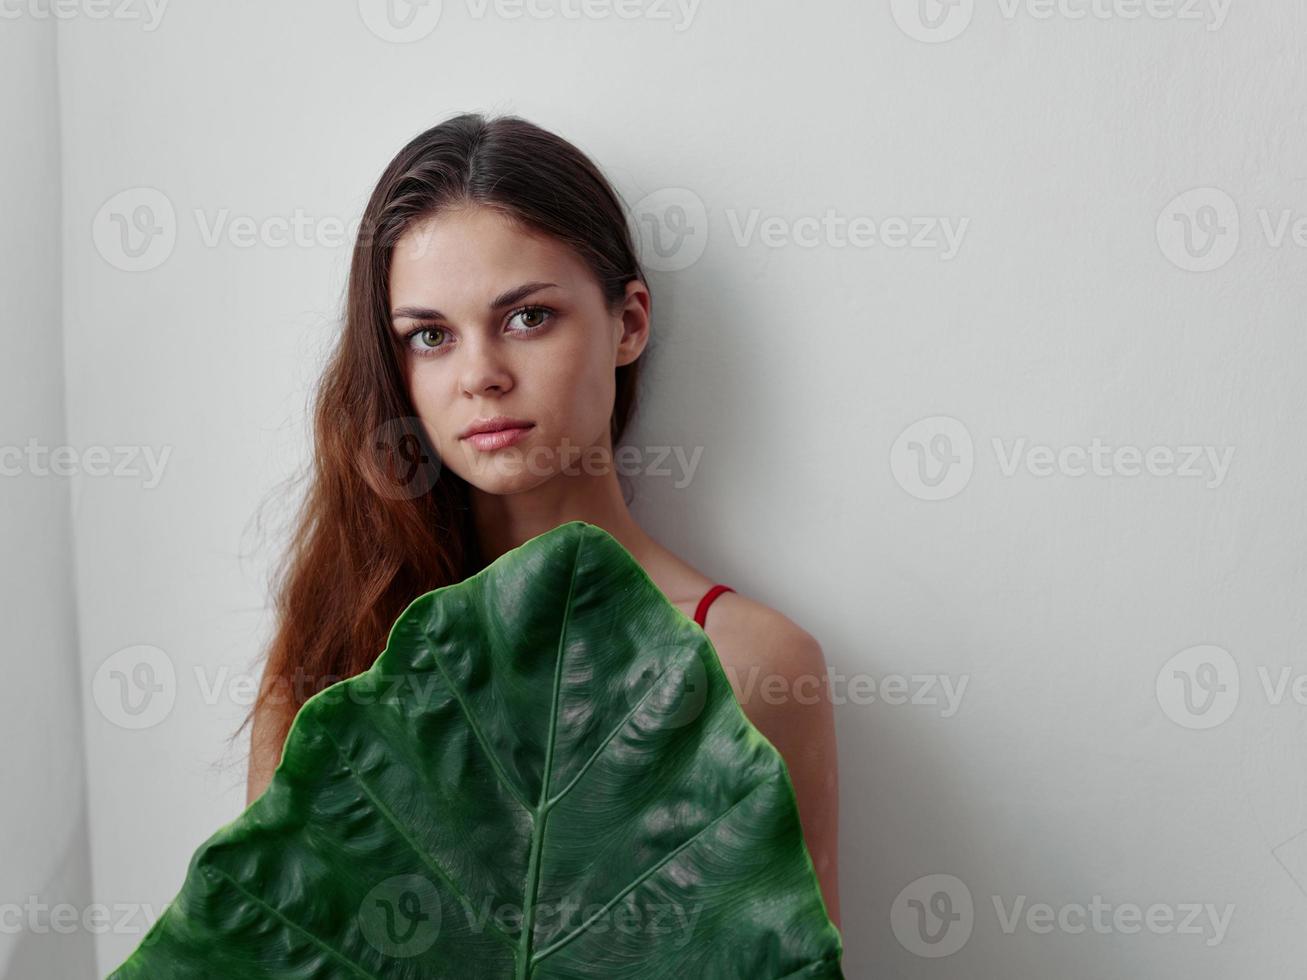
[614,279,651,367]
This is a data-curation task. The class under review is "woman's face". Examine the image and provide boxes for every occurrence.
[388,205,647,494]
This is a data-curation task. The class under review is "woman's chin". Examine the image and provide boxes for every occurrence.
[458,449,558,494]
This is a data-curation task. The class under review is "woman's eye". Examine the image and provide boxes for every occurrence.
[511,306,554,331]
[406,307,551,358]
[409,326,446,353]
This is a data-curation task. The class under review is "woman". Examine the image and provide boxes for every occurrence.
[240,112,842,931]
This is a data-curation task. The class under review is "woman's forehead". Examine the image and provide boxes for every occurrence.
[390,210,590,303]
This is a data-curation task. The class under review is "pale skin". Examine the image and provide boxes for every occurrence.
[247,204,841,931]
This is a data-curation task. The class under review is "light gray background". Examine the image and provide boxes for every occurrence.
[3,1,1305,977]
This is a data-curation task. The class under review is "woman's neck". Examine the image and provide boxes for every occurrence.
[467,468,656,571]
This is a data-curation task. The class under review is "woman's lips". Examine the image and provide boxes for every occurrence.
[462,425,534,451]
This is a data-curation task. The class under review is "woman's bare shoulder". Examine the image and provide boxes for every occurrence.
[699,589,842,926]
[697,590,829,713]
[245,673,296,805]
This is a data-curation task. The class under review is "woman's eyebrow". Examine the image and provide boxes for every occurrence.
[391,281,559,321]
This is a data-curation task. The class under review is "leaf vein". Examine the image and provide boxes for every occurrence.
[205,864,379,979]
[530,776,771,965]
[544,656,680,811]
[422,624,534,815]
[516,529,587,977]
[319,724,516,949]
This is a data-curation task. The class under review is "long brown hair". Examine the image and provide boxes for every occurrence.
[236,112,648,754]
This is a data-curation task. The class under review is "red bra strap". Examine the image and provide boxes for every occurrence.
[694,584,735,628]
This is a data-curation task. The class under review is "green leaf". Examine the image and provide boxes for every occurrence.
[109,520,844,978]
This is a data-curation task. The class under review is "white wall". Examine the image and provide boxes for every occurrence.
[11,1,1304,976]
[0,13,96,980]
